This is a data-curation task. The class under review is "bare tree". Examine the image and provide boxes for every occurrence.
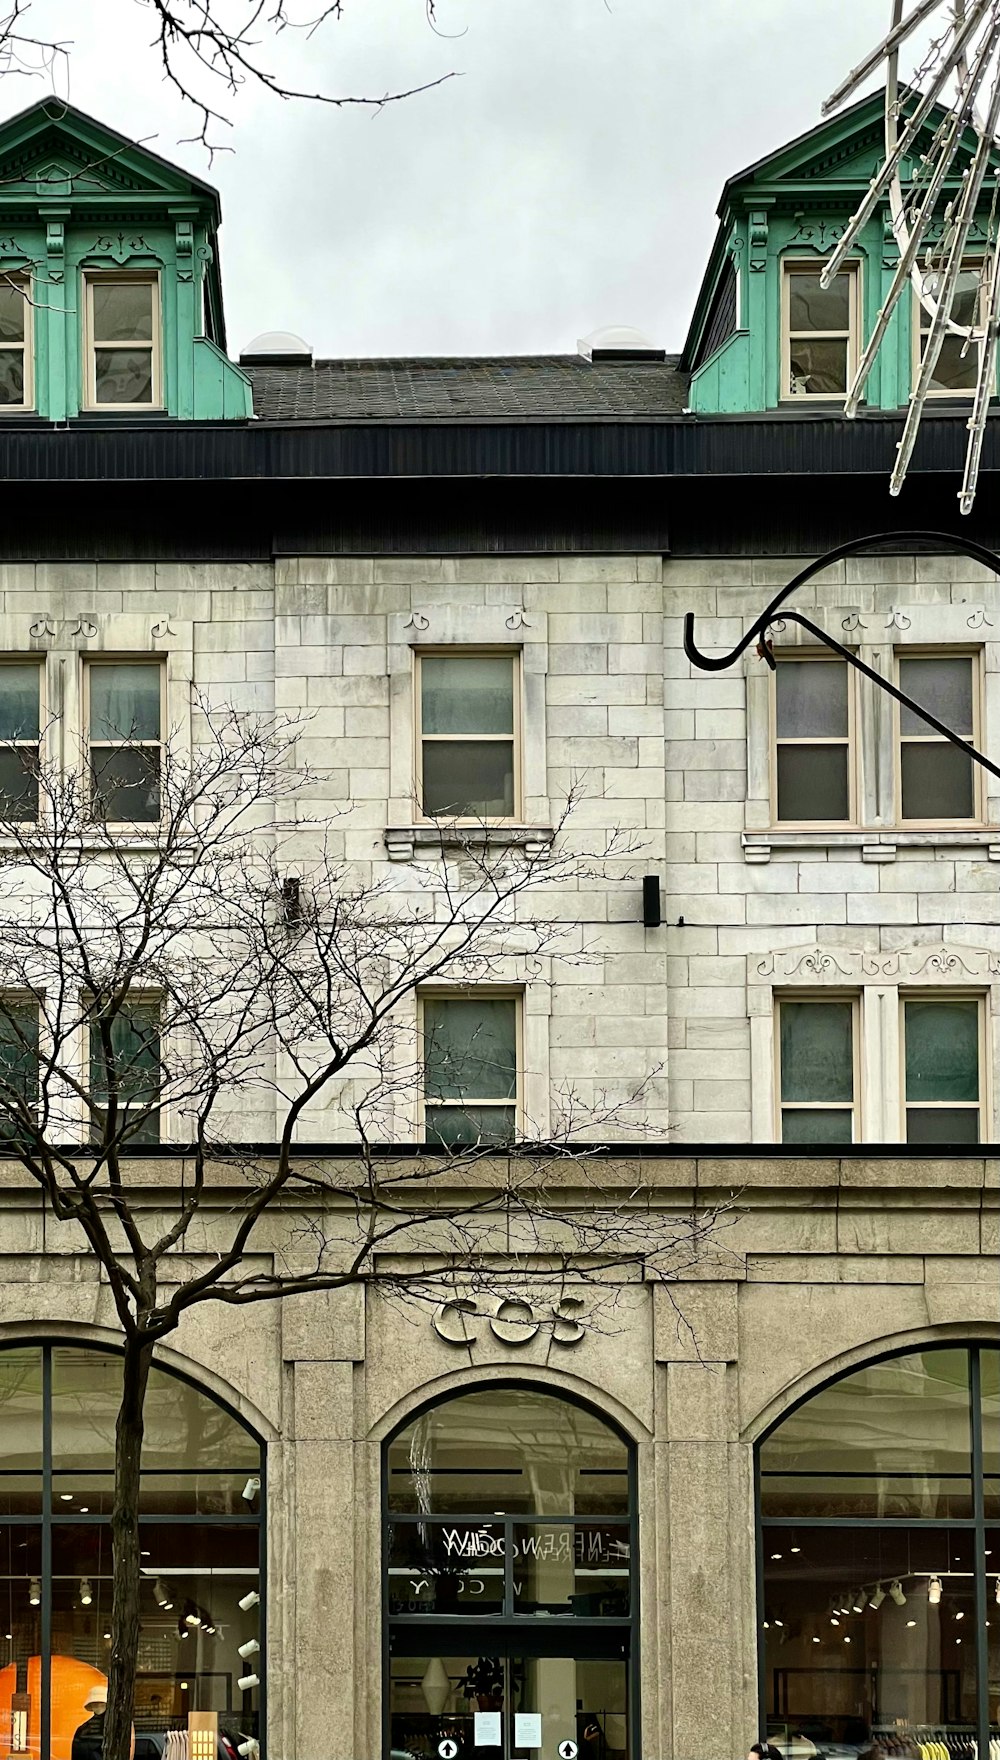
[0,702,723,1760]
[0,0,459,156]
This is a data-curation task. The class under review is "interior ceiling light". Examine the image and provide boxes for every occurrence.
[955,1610,965,1620]
[28,1580,40,1607]
[154,1580,173,1611]
[890,1580,907,1606]
[237,1672,259,1692]
[241,1477,261,1505]
[869,1583,886,1610]
[237,1639,260,1660]
[995,1577,1000,1606]
[238,1590,259,1613]
[79,1580,92,1607]
[929,1576,943,1605]
[906,1618,917,1628]
[852,1589,866,1613]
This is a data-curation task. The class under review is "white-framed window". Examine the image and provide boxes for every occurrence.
[895,650,981,824]
[0,659,41,822]
[0,275,32,410]
[421,990,520,1145]
[89,997,161,1146]
[772,652,854,824]
[83,274,160,410]
[416,649,519,820]
[915,261,990,396]
[781,259,860,399]
[85,659,163,823]
[0,993,39,1142]
[902,992,984,1144]
[776,993,859,1143]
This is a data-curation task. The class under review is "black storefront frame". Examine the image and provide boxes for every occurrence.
[381,1379,640,1760]
[0,1338,266,1760]
[754,1341,997,1758]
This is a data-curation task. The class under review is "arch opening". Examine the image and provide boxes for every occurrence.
[383,1382,637,1760]
[756,1341,999,1759]
[0,1341,264,1760]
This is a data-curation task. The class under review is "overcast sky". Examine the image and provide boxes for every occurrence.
[4,0,894,359]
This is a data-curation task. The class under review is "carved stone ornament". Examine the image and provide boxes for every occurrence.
[29,618,57,639]
[66,617,98,639]
[884,606,912,631]
[150,617,176,640]
[432,1294,586,1347]
[505,609,532,631]
[403,611,430,632]
[85,232,156,265]
[755,943,1000,985]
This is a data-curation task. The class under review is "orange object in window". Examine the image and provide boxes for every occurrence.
[0,1656,134,1760]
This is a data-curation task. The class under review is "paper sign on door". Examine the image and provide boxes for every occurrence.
[515,1712,543,1748]
[474,1711,502,1747]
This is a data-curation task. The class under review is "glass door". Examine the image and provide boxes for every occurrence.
[387,1651,629,1760]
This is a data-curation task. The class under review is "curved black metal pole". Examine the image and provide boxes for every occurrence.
[683,530,1000,786]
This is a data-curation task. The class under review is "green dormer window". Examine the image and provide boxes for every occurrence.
[84,275,160,409]
[781,260,860,399]
[0,277,31,410]
[916,263,985,395]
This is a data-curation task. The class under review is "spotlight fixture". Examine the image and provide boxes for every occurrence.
[955,1610,965,1621]
[995,1578,1000,1606]
[844,1635,851,1644]
[79,1579,92,1608]
[238,1744,255,1758]
[28,1579,40,1607]
[811,1636,820,1645]
[59,1494,72,1503]
[869,1584,886,1610]
[770,1551,782,1561]
[890,1580,907,1607]
[237,1673,259,1692]
[204,1623,216,1637]
[906,1618,917,1628]
[790,1545,801,1555]
[154,1581,173,1612]
[241,1477,261,1505]
[238,1590,260,1613]
[183,1602,202,1630]
[762,1620,770,1631]
[928,1577,942,1605]
[237,1639,260,1660]
[852,1589,866,1613]
[773,1618,784,1629]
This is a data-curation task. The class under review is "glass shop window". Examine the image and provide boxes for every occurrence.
[0,277,31,409]
[86,660,162,823]
[418,650,518,819]
[897,652,980,823]
[777,997,856,1144]
[422,992,519,1146]
[85,276,159,408]
[903,995,982,1144]
[773,655,853,823]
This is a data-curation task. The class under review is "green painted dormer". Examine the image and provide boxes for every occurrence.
[681,90,1000,416]
[0,99,251,421]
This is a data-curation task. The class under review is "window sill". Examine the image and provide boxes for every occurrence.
[743,828,1000,864]
[385,823,555,862]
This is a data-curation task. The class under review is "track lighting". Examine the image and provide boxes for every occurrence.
[241,1477,261,1505]
[830,1614,840,1627]
[890,1580,907,1607]
[811,1635,820,1644]
[238,1744,255,1758]
[237,1673,259,1692]
[237,1639,259,1660]
[28,1579,40,1607]
[238,1590,260,1612]
[955,1610,964,1620]
[995,1577,1000,1605]
[773,1617,784,1628]
[183,1602,202,1629]
[204,1622,216,1636]
[869,1583,886,1610]
[79,1579,92,1607]
[928,1577,942,1605]
[762,1620,770,1630]
[906,1618,917,1628]
[852,1589,865,1613]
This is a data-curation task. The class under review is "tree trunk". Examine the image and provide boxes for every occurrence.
[105,1334,154,1760]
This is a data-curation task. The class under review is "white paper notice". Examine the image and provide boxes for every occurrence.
[474,1711,502,1747]
[514,1712,542,1748]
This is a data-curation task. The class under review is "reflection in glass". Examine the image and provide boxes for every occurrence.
[387,1523,506,1618]
[904,1000,980,1144]
[421,653,516,818]
[789,273,851,331]
[51,1350,261,1472]
[92,283,154,342]
[388,1653,628,1760]
[513,1524,631,1618]
[901,741,975,820]
[776,661,848,740]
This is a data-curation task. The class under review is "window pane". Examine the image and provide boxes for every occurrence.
[0,351,24,405]
[424,997,516,1101]
[387,1520,506,1616]
[906,1106,979,1144]
[89,664,160,742]
[91,281,153,342]
[90,748,160,822]
[387,1385,629,1515]
[776,661,848,738]
[425,1103,516,1146]
[52,1350,259,1472]
[928,332,978,391]
[0,747,38,821]
[761,1348,973,1491]
[0,665,39,741]
[905,999,979,1102]
[513,1521,631,1617]
[0,999,38,1128]
[0,284,25,343]
[776,745,849,821]
[900,741,974,819]
[780,1000,853,1103]
[788,271,851,331]
[899,656,973,736]
[922,266,982,333]
[0,1349,42,1471]
[781,1108,853,1144]
[788,338,848,395]
[422,740,514,817]
[421,654,514,735]
[93,348,152,405]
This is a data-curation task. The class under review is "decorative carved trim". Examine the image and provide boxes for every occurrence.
[787,217,846,251]
[28,618,56,639]
[403,611,430,632]
[842,611,868,633]
[884,607,912,631]
[385,823,555,863]
[66,617,98,639]
[84,232,158,265]
[753,943,1000,987]
[150,618,175,640]
[967,607,994,629]
[505,609,532,631]
[749,209,770,272]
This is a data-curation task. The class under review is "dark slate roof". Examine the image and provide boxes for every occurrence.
[242,354,691,423]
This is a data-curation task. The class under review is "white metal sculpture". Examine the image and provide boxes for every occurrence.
[822,1,1000,510]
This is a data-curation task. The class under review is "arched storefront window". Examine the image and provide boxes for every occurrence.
[757,1344,1000,1759]
[0,1343,264,1760]
[384,1384,635,1760]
